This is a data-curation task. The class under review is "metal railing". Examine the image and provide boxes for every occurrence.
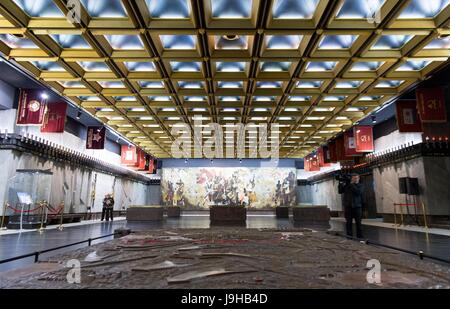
[331,231,450,264]
[0,232,120,265]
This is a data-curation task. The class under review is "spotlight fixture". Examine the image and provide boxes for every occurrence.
[239,158,242,164]
[371,115,377,124]
[76,109,82,120]
[185,159,188,164]
[223,34,239,41]
[41,92,49,100]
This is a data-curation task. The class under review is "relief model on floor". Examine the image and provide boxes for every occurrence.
[162,168,296,208]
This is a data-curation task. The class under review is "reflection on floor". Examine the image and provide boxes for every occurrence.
[0,213,449,272]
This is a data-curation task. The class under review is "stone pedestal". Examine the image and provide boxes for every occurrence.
[275,207,290,218]
[126,206,163,221]
[210,206,246,225]
[293,206,330,222]
[167,206,181,218]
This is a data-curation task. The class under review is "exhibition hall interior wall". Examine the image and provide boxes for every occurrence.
[0,81,151,215]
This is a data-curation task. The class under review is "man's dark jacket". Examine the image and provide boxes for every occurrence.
[338,182,364,208]
[103,197,114,209]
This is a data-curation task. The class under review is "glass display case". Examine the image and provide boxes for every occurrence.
[5,170,53,229]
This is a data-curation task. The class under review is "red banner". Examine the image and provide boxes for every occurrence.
[86,126,106,149]
[41,103,67,133]
[147,159,157,174]
[318,146,331,167]
[396,100,423,132]
[335,136,345,161]
[344,130,361,157]
[16,89,48,126]
[416,87,447,123]
[354,125,374,153]
[304,154,319,172]
[328,141,337,163]
[137,149,148,170]
[121,145,138,165]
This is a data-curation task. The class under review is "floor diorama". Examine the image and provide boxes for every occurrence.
[1,227,449,289]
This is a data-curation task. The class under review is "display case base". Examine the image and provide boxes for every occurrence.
[293,206,330,222]
[210,206,246,226]
[126,206,164,221]
[275,207,290,218]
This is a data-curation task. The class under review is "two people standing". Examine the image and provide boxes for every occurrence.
[101,193,114,221]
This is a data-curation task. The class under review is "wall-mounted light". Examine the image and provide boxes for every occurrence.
[371,115,377,124]
[41,92,49,100]
[76,109,82,120]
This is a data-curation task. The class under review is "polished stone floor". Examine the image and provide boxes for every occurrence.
[0,213,449,272]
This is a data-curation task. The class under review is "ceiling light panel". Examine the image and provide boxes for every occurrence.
[211,0,252,18]
[13,0,64,17]
[105,35,144,50]
[147,0,191,18]
[318,35,358,49]
[160,35,197,49]
[80,0,128,17]
[272,0,320,19]
[336,0,385,19]
[398,0,450,19]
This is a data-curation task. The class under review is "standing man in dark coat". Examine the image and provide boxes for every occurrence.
[338,173,364,238]
[101,194,115,222]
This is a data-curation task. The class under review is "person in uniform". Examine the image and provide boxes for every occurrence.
[101,194,114,222]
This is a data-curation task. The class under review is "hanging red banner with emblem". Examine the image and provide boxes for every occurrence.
[304,155,310,172]
[395,100,423,132]
[305,153,319,172]
[86,126,106,149]
[416,87,447,123]
[318,146,331,166]
[328,141,337,163]
[16,89,48,126]
[41,102,67,133]
[121,145,137,165]
[354,125,374,152]
[335,136,345,161]
[344,130,361,157]
[147,159,157,174]
[136,150,149,170]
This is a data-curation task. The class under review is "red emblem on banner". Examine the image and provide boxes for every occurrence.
[354,126,374,153]
[344,130,361,157]
[86,126,106,149]
[416,87,447,123]
[16,89,48,126]
[41,103,67,133]
[121,145,138,165]
[396,100,423,132]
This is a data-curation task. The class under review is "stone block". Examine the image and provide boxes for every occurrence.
[293,206,330,222]
[210,206,246,225]
[275,207,289,218]
[126,206,163,221]
[167,206,181,218]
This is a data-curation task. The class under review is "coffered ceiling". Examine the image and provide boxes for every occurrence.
[1,0,449,158]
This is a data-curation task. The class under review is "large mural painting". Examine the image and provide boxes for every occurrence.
[161,168,296,208]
